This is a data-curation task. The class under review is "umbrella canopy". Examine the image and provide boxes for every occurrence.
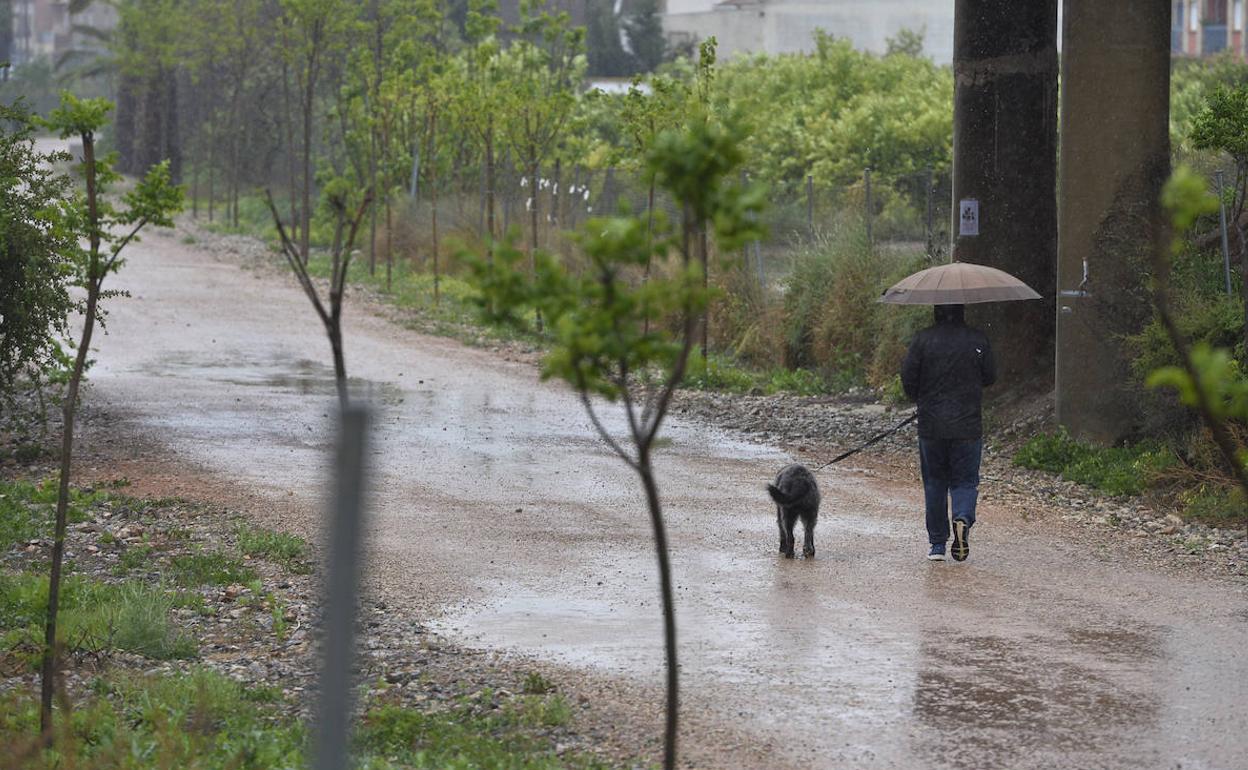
[878,261,1042,305]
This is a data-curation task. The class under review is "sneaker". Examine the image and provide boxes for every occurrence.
[951,519,970,562]
[927,544,947,561]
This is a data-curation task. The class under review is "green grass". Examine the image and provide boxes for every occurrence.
[0,667,305,769]
[234,523,312,574]
[0,478,101,550]
[0,668,615,770]
[169,548,257,588]
[114,544,154,575]
[356,692,607,770]
[683,352,833,396]
[1180,483,1248,527]
[0,573,197,664]
[522,671,556,695]
[1013,429,1175,496]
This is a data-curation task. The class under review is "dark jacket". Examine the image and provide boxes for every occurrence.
[900,307,996,440]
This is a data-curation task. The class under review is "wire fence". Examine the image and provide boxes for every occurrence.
[413,163,954,287]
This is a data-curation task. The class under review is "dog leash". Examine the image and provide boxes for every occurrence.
[810,411,918,472]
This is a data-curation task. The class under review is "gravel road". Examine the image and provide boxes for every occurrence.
[77,224,1248,770]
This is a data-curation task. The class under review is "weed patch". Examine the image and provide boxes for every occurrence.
[0,667,303,769]
[0,573,196,663]
[234,523,312,574]
[169,548,256,587]
[1180,484,1248,527]
[1013,429,1174,496]
[0,478,99,550]
[357,696,608,770]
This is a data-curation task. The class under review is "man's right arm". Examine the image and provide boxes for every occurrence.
[979,336,997,388]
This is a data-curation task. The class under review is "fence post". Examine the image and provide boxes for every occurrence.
[313,407,371,770]
[806,173,814,239]
[1218,169,1233,295]
[925,166,935,260]
[864,167,873,247]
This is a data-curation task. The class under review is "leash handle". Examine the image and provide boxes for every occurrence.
[811,411,917,472]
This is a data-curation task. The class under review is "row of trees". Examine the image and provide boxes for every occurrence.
[95,1,953,270]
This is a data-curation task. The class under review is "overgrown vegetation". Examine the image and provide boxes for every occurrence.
[1013,429,1174,497]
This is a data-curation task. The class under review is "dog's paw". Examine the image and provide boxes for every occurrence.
[803,548,815,559]
[782,550,795,559]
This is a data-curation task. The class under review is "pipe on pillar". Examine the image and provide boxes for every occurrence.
[1056,0,1170,444]
[952,0,1059,394]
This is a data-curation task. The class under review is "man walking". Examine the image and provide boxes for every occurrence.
[901,304,995,561]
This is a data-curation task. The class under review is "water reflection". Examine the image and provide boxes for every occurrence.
[910,626,1162,769]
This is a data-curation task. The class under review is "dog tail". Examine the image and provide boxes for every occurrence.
[767,484,794,505]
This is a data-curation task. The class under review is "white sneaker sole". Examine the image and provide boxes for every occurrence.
[926,553,947,561]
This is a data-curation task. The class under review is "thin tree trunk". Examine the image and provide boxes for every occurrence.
[41,131,102,738]
[207,133,215,223]
[300,48,318,266]
[699,227,709,361]
[385,194,393,292]
[329,322,348,412]
[637,458,678,770]
[643,179,655,336]
[530,156,542,332]
[191,132,200,219]
[485,120,495,258]
[282,58,299,240]
[430,113,440,305]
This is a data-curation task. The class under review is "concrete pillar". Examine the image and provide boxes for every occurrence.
[953,0,1059,393]
[1056,1,1170,444]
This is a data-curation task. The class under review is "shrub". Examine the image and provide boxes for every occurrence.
[1014,429,1174,496]
[781,225,927,388]
[1180,483,1248,526]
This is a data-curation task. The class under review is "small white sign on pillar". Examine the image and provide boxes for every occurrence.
[959,199,979,236]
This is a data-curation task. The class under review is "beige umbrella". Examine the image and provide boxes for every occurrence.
[878,261,1042,305]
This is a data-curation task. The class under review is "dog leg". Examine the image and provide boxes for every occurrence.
[782,509,798,558]
[777,507,788,555]
[802,515,816,559]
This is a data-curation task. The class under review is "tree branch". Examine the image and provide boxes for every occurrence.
[265,188,331,326]
[576,372,639,472]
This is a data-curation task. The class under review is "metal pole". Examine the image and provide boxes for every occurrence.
[1218,169,1233,295]
[806,174,814,239]
[313,407,371,770]
[864,167,873,247]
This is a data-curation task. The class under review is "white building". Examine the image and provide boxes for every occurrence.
[664,0,956,64]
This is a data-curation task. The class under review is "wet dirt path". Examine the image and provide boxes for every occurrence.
[81,228,1248,770]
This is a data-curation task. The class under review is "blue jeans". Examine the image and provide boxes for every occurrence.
[919,438,982,545]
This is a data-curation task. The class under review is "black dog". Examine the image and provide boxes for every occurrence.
[767,463,820,559]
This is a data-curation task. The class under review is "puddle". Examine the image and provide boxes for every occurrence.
[141,352,400,403]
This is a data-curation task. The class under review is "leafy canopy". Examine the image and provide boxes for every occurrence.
[0,101,77,399]
[471,115,763,402]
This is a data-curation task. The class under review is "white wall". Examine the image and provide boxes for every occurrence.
[664,0,957,64]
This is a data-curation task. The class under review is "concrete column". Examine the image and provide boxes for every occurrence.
[1056,1,1171,443]
[953,0,1059,393]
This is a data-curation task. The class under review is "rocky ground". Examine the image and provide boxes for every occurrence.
[0,473,658,767]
